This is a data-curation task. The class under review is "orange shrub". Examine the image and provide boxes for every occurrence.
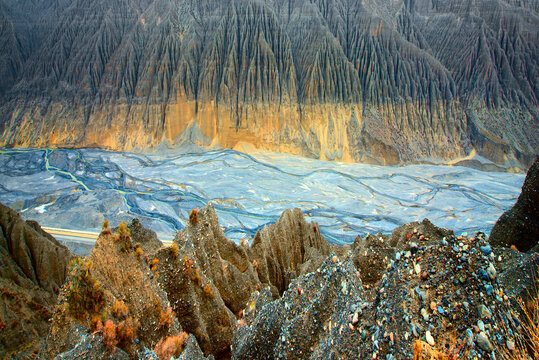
[116,318,136,353]
[90,314,102,331]
[102,320,117,352]
[66,259,106,319]
[101,219,111,235]
[159,307,174,329]
[154,332,189,360]
[135,246,144,260]
[189,208,198,226]
[203,284,213,298]
[170,242,179,259]
[190,268,202,286]
[117,222,130,240]
[112,300,128,320]
[150,258,159,273]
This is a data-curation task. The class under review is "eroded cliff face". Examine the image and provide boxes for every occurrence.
[0,0,537,166]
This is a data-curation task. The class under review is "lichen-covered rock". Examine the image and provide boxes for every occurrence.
[366,232,520,359]
[351,233,394,288]
[389,219,454,250]
[351,220,453,290]
[232,254,365,360]
[489,157,539,251]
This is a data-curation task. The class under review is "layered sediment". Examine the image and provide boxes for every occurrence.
[0,0,537,167]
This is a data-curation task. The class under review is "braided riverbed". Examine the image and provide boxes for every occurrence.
[0,148,524,244]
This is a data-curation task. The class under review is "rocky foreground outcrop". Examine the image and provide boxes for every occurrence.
[114,218,163,254]
[233,226,534,359]
[36,203,538,359]
[233,255,365,359]
[0,202,73,358]
[489,156,539,251]
[154,206,329,358]
[44,224,187,359]
[41,205,330,359]
[3,157,539,359]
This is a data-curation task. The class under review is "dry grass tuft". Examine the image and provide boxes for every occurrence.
[170,242,179,259]
[112,300,128,320]
[499,289,539,359]
[154,332,189,360]
[159,306,174,329]
[413,333,471,360]
[189,208,198,226]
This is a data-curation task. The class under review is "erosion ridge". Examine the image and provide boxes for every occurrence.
[0,202,74,358]
[0,0,537,168]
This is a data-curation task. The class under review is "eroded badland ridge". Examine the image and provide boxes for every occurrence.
[0,0,537,167]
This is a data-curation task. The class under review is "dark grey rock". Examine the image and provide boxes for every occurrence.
[489,157,539,251]
[52,334,129,360]
[178,335,215,360]
[232,254,364,360]
[126,218,163,254]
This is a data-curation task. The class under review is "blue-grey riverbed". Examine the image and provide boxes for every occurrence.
[0,148,525,245]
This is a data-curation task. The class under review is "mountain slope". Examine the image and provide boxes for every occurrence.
[0,202,73,358]
[0,0,537,167]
